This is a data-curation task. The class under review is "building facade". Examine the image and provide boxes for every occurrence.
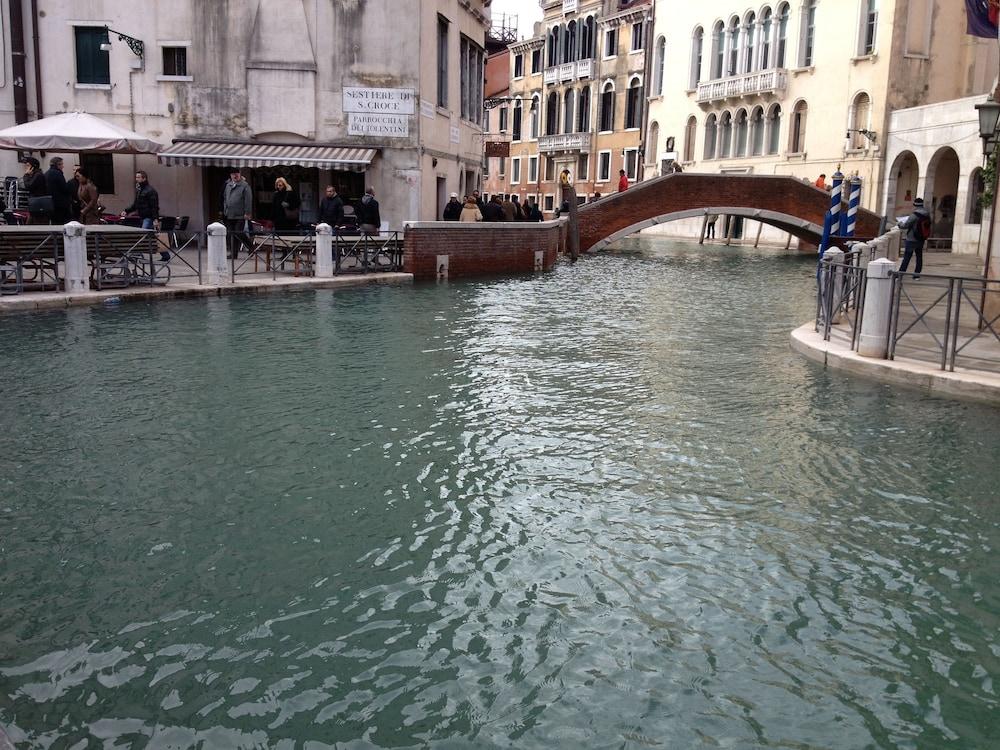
[645,0,997,245]
[483,0,652,216]
[0,0,490,230]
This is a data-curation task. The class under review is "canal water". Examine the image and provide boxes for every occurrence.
[2,239,999,748]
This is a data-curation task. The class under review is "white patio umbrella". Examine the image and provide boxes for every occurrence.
[0,111,162,154]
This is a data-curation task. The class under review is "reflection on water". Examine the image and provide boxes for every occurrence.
[2,238,999,748]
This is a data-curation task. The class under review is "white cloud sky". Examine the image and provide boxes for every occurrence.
[491,0,543,40]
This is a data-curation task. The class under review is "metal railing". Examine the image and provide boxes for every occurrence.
[230,229,403,281]
[0,231,61,294]
[815,249,867,349]
[155,231,203,284]
[334,230,403,274]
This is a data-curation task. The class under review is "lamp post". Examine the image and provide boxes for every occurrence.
[976,98,1000,284]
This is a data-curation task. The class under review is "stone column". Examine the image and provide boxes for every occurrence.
[858,258,895,358]
[63,221,88,294]
[206,222,229,286]
[315,223,334,278]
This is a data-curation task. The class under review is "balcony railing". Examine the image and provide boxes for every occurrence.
[576,58,592,79]
[544,67,558,84]
[543,58,594,86]
[696,69,788,104]
[538,132,592,153]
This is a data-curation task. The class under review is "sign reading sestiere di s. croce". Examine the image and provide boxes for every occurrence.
[344,87,415,138]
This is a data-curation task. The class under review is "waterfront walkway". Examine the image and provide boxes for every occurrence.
[792,253,1000,404]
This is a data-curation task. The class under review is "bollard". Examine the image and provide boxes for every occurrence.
[63,221,88,293]
[830,170,844,236]
[858,258,895,358]
[823,248,845,325]
[315,223,334,278]
[206,222,229,286]
[845,176,862,237]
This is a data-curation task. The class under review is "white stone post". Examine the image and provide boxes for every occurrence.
[823,248,845,325]
[858,258,895,358]
[63,222,88,294]
[315,223,334,278]
[206,222,229,286]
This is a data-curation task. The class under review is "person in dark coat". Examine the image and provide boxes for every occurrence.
[358,187,381,235]
[473,190,486,215]
[899,197,932,278]
[21,157,48,225]
[122,171,160,229]
[318,185,344,227]
[270,177,300,231]
[66,164,82,222]
[524,197,543,222]
[482,196,505,222]
[511,195,525,221]
[442,192,463,221]
[77,169,101,225]
[44,157,71,224]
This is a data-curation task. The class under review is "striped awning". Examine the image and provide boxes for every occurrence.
[158,140,377,171]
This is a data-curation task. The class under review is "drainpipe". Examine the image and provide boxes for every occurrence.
[29,0,43,118]
[9,0,29,123]
[639,0,654,181]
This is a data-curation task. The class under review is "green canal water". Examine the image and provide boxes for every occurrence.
[2,239,1000,749]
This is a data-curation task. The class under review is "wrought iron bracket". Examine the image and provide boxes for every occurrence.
[483,97,537,111]
[105,26,144,59]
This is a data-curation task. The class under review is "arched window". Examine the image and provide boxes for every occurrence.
[600,81,615,132]
[727,17,740,76]
[735,109,748,157]
[860,0,878,56]
[548,25,561,68]
[546,91,558,135]
[530,94,541,139]
[513,99,523,141]
[969,168,986,224]
[776,4,789,67]
[654,36,666,95]
[850,92,871,149]
[720,111,733,157]
[799,0,817,66]
[684,116,697,162]
[625,77,643,129]
[790,100,807,153]
[577,86,591,132]
[705,114,718,159]
[565,20,578,63]
[744,13,756,73]
[587,17,598,58]
[750,106,765,155]
[712,21,725,79]
[563,89,575,134]
[761,8,772,69]
[690,27,704,88]
[647,122,659,164]
[767,104,781,154]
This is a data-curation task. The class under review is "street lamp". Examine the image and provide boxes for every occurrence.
[976,99,1000,155]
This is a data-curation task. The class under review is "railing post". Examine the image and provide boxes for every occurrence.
[63,222,88,294]
[824,248,845,331]
[315,223,334,278]
[206,222,229,286]
[857,258,894,358]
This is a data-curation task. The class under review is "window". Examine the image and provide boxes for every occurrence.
[720,111,733,157]
[80,153,114,194]
[545,156,556,182]
[514,53,524,78]
[460,36,484,124]
[512,100,523,141]
[162,46,188,77]
[548,25,561,67]
[625,78,642,129]
[684,117,696,162]
[690,27,704,88]
[750,107,764,155]
[727,18,740,76]
[499,106,509,133]
[790,101,807,152]
[578,153,589,181]
[735,109,748,157]
[563,89,575,134]
[531,48,542,73]
[712,22,725,79]
[969,169,985,224]
[654,37,666,95]
[498,157,506,177]
[530,94,541,138]
[767,104,781,154]
[564,21,578,64]
[704,114,718,159]
[577,86,591,132]
[512,157,521,184]
[604,28,618,58]
[861,0,878,55]
[546,92,558,135]
[74,26,110,85]
[761,9,772,69]
[744,13,756,73]
[544,194,555,212]
[800,0,817,67]
[647,122,659,163]
[437,16,449,107]
[776,4,789,67]
[624,149,639,180]
[484,156,489,178]
[631,22,645,52]
[849,93,871,149]
[600,82,615,132]
[528,156,539,182]
[598,151,612,181]
[582,17,597,58]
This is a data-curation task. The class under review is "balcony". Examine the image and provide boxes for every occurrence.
[696,69,788,105]
[538,132,592,153]
[543,58,594,86]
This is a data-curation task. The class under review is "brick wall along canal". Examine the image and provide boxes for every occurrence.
[2,238,999,748]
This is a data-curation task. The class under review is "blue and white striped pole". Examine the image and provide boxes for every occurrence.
[845,176,862,237]
[830,169,844,237]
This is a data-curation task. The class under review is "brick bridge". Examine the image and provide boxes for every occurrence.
[577,173,882,254]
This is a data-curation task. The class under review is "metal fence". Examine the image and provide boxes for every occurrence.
[815,249,867,349]
[230,229,403,282]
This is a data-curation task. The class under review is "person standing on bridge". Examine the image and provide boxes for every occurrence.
[899,197,932,279]
[618,169,629,192]
[815,173,827,190]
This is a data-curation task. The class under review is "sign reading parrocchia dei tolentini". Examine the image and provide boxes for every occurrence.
[344,87,414,138]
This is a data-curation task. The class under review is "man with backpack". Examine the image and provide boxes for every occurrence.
[899,197,932,278]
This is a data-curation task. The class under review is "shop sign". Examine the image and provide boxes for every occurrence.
[485,141,510,158]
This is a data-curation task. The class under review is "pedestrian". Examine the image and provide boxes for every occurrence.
[45,157,72,224]
[21,157,49,225]
[501,195,516,222]
[482,195,505,222]
[358,187,381,235]
[590,192,602,203]
[815,173,827,190]
[77,168,101,225]
[705,213,718,240]
[525,197,543,222]
[318,185,344,227]
[122,170,167,259]
[222,168,253,258]
[66,164,82,222]
[899,197,932,278]
[473,190,486,214]
[270,176,300,232]
[443,192,463,221]
[459,195,483,222]
[511,194,525,221]
[618,169,629,192]
[672,162,684,174]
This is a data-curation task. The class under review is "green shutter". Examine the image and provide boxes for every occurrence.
[75,27,110,85]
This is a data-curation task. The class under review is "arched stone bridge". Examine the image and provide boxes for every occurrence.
[577,173,882,254]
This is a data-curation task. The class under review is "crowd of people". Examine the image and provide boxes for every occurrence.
[441,190,543,223]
